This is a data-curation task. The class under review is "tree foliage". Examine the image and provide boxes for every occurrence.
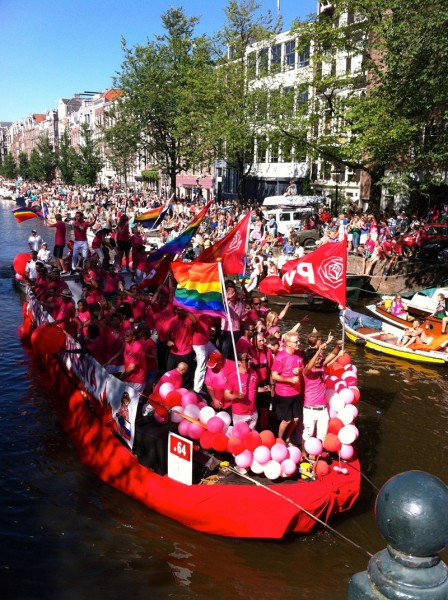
[18,152,30,180]
[0,153,17,178]
[75,123,104,186]
[113,7,216,190]
[58,129,77,185]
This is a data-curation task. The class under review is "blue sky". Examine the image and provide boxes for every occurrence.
[1,0,316,123]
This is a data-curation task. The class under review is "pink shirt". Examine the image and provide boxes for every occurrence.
[236,336,253,354]
[123,340,146,384]
[226,370,258,415]
[192,315,213,346]
[73,220,89,242]
[153,305,175,341]
[153,368,183,395]
[168,316,194,355]
[303,367,326,407]
[272,349,304,397]
[205,360,236,407]
[50,221,66,246]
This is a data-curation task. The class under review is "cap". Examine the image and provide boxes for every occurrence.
[32,229,37,233]
[225,279,236,289]
[207,351,224,368]
[60,289,73,298]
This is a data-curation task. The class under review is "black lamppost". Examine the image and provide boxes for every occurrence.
[331,168,343,216]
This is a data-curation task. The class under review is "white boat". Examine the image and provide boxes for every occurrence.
[398,287,448,319]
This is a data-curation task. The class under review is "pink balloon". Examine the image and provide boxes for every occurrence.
[281,458,297,477]
[235,449,253,469]
[15,273,24,281]
[253,445,271,465]
[304,437,323,456]
[271,443,289,463]
[339,443,355,460]
[170,406,183,423]
[178,387,189,395]
[181,391,198,406]
[188,422,204,440]
[343,376,357,387]
[326,375,339,390]
[250,458,265,474]
[232,421,251,439]
[207,416,225,434]
[263,460,282,480]
[197,401,208,409]
[338,424,358,445]
[159,382,175,399]
[178,419,190,437]
[338,388,355,405]
[288,446,302,464]
[341,370,356,381]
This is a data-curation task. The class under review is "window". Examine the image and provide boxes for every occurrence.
[280,138,293,162]
[259,48,269,76]
[247,52,256,81]
[298,45,310,67]
[256,136,268,163]
[283,87,295,117]
[346,55,352,74]
[284,40,295,70]
[280,212,291,222]
[269,133,280,163]
[271,44,281,73]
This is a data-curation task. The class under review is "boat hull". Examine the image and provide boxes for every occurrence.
[366,304,445,336]
[20,301,361,539]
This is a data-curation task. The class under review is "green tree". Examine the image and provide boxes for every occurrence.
[102,111,139,190]
[58,129,77,185]
[75,123,104,186]
[278,0,448,204]
[18,152,30,180]
[113,7,216,191]
[211,0,281,198]
[29,148,44,180]
[0,153,17,178]
[35,135,57,183]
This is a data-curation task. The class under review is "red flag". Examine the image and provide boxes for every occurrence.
[138,255,173,288]
[259,239,347,307]
[194,212,251,275]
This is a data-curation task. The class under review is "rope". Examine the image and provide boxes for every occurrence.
[224,465,373,558]
[341,460,380,492]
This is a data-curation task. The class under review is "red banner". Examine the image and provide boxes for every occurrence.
[259,239,347,307]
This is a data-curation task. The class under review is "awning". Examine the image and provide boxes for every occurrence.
[176,175,213,189]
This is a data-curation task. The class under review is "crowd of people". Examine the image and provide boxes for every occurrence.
[16,180,447,453]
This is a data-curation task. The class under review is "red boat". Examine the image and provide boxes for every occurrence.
[20,291,360,539]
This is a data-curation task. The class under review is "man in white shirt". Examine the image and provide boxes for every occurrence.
[28,230,43,252]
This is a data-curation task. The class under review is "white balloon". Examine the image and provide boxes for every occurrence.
[199,405,215,424]
[216,411,232,426]
[250,458,265,474]
[330,394,345,413]
[183,404,200,420]
[263,460,282,480]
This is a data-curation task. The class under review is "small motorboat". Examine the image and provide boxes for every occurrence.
[342,310,448,366]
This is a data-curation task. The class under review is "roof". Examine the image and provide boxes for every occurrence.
[33,114,46,123]
[101,89,123,102]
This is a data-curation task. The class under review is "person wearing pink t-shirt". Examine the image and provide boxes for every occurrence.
[153,363,188,396]
[72,211,96,271]
[235,322,255,354]
[48,214,67,272]
[271,331,304,443]
[224,351,258,429]
[120,328,147,394]
[192,314,217,393]
[205,352,236,411]
[151,291,175,376]
[166,307,196,387]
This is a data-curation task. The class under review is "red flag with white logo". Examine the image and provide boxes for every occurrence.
[259,239,347,307]
[194,212,251,275]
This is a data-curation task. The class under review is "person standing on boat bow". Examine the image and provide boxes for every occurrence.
[72,211,96,272]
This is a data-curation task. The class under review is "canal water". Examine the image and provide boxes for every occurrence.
[0,200,446,600]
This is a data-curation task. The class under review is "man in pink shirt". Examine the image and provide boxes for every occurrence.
[271,331,304,444]
[153,362,189,396]
[224,351,258,430]
[52,289,76,336]
[192,314,217,393]
[235,322,255,355]
[120,328,147,395]
[166,307,196,387]
[48,214,67,272]
[72,211,96,272]
[204,352,236,411]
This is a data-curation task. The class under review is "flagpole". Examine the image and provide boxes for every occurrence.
[218,262,242,393]
[148,194,174,233]
[341,308,346,353]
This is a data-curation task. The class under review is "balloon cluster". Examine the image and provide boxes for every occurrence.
[302,352,360,477]
[31,323,66,354]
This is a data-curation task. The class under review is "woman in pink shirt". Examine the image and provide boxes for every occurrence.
[115,215,132,272]
[224,352,258,430]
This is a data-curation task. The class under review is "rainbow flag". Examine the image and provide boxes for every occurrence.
[171,261,225,318]
[12,207,44,223]
[135,201,169,228]
[148,201,212,261]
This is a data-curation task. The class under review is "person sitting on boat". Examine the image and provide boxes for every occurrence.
[388,295,408,319]
[271,331,304,445]
[433,293,448,335]
[399,319,430,347]
[119,327,147,395]
[284,179,297,197]
[37,242,52,267]
[224,351,258,430]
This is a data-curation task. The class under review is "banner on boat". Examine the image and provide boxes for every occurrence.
[259,239,347,307]
[27,292,139,448]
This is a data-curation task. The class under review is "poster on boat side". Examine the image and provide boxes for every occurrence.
[168,433,193,486]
